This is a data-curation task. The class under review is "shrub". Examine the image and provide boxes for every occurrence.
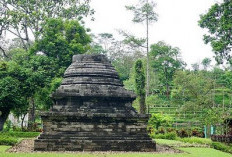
[211,135,232,143]
[12,125,22,132]
[211,142,232,154]
[153,132,177,140]
[157,127,166,134]
[167,128,176,133]
[0,131,40,138]
[148,113,173,130]
[177,128,189,137]
[165,132,177,140]
[3,120,12,131]
[0,135,18,146]
[191,128,204,138]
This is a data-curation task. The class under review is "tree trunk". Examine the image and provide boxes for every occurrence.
[166,83,169,99]
[139,95,146,114]
[0,109,10,131]
[21,113,26,131]
[28,97,35,130]
[145,7,150,114]
[164,65,170,99]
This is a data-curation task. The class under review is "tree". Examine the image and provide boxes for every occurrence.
[201,58,212,71]
[134,59,146,114]
[171,71,223,125]
[9,49,54,129]
[35,77,63,111]
[0,0,94,53]
[0,61,29,131]
[31,18,91,76]
[126,0,158,110]
[150,41,185,99]
[199,0,232,64]
[191,63,200,71]
[148,113,173,130]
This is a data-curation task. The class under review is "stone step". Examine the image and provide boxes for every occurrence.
[34,139,156,151]
[39,131,149,136]
[38,135,151,140]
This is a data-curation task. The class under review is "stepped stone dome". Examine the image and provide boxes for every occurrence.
[52,54,136,99]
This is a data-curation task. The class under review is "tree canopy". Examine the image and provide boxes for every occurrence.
[199,0,232,64]
[150,41,185,98]
[31,18,91,76]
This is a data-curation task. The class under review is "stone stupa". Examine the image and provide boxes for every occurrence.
[34,54,156,151]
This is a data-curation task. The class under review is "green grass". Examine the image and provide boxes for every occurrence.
[156,139,209,148]
[0,146,11,152]
[179,147,232,157]
[0,147,231,157]
[156,139,186,145]
[0,132,40,146]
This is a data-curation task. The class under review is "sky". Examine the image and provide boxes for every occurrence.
[85,0,221,68]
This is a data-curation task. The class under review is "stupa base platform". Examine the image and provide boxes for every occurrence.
[34,139,156,151]
[34,112,156,151]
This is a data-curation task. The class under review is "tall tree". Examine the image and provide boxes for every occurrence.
[0,0,94,53]
[191,63,200,71]
[134,59,146,114]
[150,41,185,99]
[201,57,212,70]
[126,0,158,113]
[199,0,232,64]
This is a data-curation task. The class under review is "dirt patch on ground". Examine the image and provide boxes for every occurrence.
[7,139,182,154]
[7,139,34,153]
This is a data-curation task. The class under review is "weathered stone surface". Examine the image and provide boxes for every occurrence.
[34,54,156,151]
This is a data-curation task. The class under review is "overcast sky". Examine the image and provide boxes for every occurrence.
[86,0,221,68]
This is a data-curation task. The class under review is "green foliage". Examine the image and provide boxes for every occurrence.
[211,142,232,154]
[201,57,212,70]
[148,113,173,130]
[150,41,185,98]
[3,120,12,132]
[31,18,91,76]
[152,132,177,140]
[0,0,93,50]
[0,132,40,138]
[171,71,224,125]
[35,77,62,110]
[199,0,232,64]
[126,0,158,24]
[0,135,18,146]
[134,59,146,113]
[0,60,30,130]
[0,131,40,146]
[146,95,170,107]
[135,60,145,96]
[113,55,138,81]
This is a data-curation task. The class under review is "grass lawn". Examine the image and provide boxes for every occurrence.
[155,139,210,147]
[0,145,231,157]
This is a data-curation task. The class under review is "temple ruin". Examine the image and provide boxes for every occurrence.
[34,54,156,151]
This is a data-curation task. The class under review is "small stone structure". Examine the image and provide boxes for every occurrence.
[34,54,156,151]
